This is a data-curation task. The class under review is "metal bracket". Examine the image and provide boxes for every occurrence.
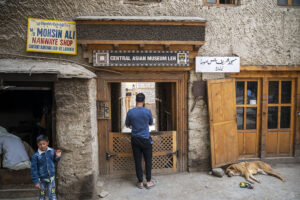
[106,152,117,160]
[166,150,179,157]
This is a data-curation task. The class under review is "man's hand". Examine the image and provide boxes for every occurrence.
[35,183,41,189]
[55,150,62,157]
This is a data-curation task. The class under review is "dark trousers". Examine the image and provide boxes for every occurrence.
[131,136,152,182]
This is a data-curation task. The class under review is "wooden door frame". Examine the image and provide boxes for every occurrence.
[231,70,300,159]
[96,71,188,175]
[235,78,262,158]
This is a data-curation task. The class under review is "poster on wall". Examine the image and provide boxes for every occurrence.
[97,100,111,120]
[195,57,240,73]
[26,18,77,55]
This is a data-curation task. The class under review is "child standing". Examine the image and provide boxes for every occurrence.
[30,135,62,200]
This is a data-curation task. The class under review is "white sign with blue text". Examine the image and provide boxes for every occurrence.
[195,57,240,73]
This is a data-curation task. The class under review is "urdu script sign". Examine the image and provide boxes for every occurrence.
[26,18,77,55]
[196,57,240,73]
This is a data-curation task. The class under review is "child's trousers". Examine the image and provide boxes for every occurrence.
[39,179,57,200]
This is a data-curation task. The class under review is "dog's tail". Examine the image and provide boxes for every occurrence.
[265,170,286,182]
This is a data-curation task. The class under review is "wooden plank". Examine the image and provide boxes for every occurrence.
[231,71,300,78]
[240,65,300,72]
[76,20,206,26]
[266,132,278,154]
[256,79,262,157]
[238,132,244,155]
[278,132,291,154]
[295,77,300,157]
[260,77,268,158]
[290,79,296,156]
[245,132,257,155]
[105,66,193,72]
[78,40,205,46]
[172,131,177,172]
[207,79,239,168]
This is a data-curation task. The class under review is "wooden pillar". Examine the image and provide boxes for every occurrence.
[295,77,300,157]
[260,77,268,158]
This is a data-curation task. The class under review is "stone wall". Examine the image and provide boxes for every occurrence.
[0,0,299,65]
[55,78,98,200]
[0,0,299,174]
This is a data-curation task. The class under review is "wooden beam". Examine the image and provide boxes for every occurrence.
[193,45,200,51]
[164,45,170,51]
[295,78,300,157]
[241,65,300,71]
[113,44,119,50]
[78,40,205,46]
[97,66,193,72]
[76,20,206,26]
[139,44,145,50]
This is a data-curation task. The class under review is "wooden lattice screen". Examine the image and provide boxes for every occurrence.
[108,131,177,175]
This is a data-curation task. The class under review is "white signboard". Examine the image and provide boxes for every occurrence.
[196,57,240,73]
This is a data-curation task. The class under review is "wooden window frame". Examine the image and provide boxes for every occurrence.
[277,0,300,7]
[204,0,237,6]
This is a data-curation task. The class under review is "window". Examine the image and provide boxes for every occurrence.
[278,0,300,6]
[205,0,236,6]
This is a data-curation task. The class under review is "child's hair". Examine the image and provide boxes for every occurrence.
[36,135,49,143]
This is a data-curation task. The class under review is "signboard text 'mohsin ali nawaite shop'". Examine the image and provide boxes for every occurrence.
[26,18,77,55]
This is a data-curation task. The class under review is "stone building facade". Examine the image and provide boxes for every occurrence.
[0,0,299,199]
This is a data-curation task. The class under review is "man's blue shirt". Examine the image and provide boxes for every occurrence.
[125,107,153,139]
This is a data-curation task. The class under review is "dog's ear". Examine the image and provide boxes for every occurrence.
[226,165,233,173]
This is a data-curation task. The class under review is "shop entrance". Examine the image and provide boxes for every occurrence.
[97,72,188,175]
[0,81,54,185]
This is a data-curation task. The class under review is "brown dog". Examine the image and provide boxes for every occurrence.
[226,161,285,183]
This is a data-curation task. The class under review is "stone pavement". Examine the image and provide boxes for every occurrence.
[100,163,300,200]
[0,163,299,200]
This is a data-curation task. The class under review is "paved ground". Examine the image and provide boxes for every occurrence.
[1,163,299,200]
[101,163,300,200]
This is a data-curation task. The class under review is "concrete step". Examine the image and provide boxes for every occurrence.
[0,184,38,199]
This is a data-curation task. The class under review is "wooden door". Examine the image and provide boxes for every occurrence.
[235,79,261,158]
[207,79,239,168]
[265,79,295,156]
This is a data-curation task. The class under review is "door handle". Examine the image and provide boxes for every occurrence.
[106,152,117,160]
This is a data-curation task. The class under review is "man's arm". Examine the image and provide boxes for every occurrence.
[54,150,61,162]
[30,155,40,185]
[125,112,131,128]
[149,110,153,125]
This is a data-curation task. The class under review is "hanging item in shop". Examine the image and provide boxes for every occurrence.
[195,56,240,73]
[93,50,189,67]
[26,18,77,55]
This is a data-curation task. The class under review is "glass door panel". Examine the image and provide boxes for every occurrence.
[266,79,294,157]
[235,79,260,158]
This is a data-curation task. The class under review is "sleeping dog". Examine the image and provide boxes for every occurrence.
[226,161,285,184]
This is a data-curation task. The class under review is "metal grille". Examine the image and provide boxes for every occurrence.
[109,131,177,174]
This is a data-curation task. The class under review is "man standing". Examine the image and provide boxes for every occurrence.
[125,93,155,189]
